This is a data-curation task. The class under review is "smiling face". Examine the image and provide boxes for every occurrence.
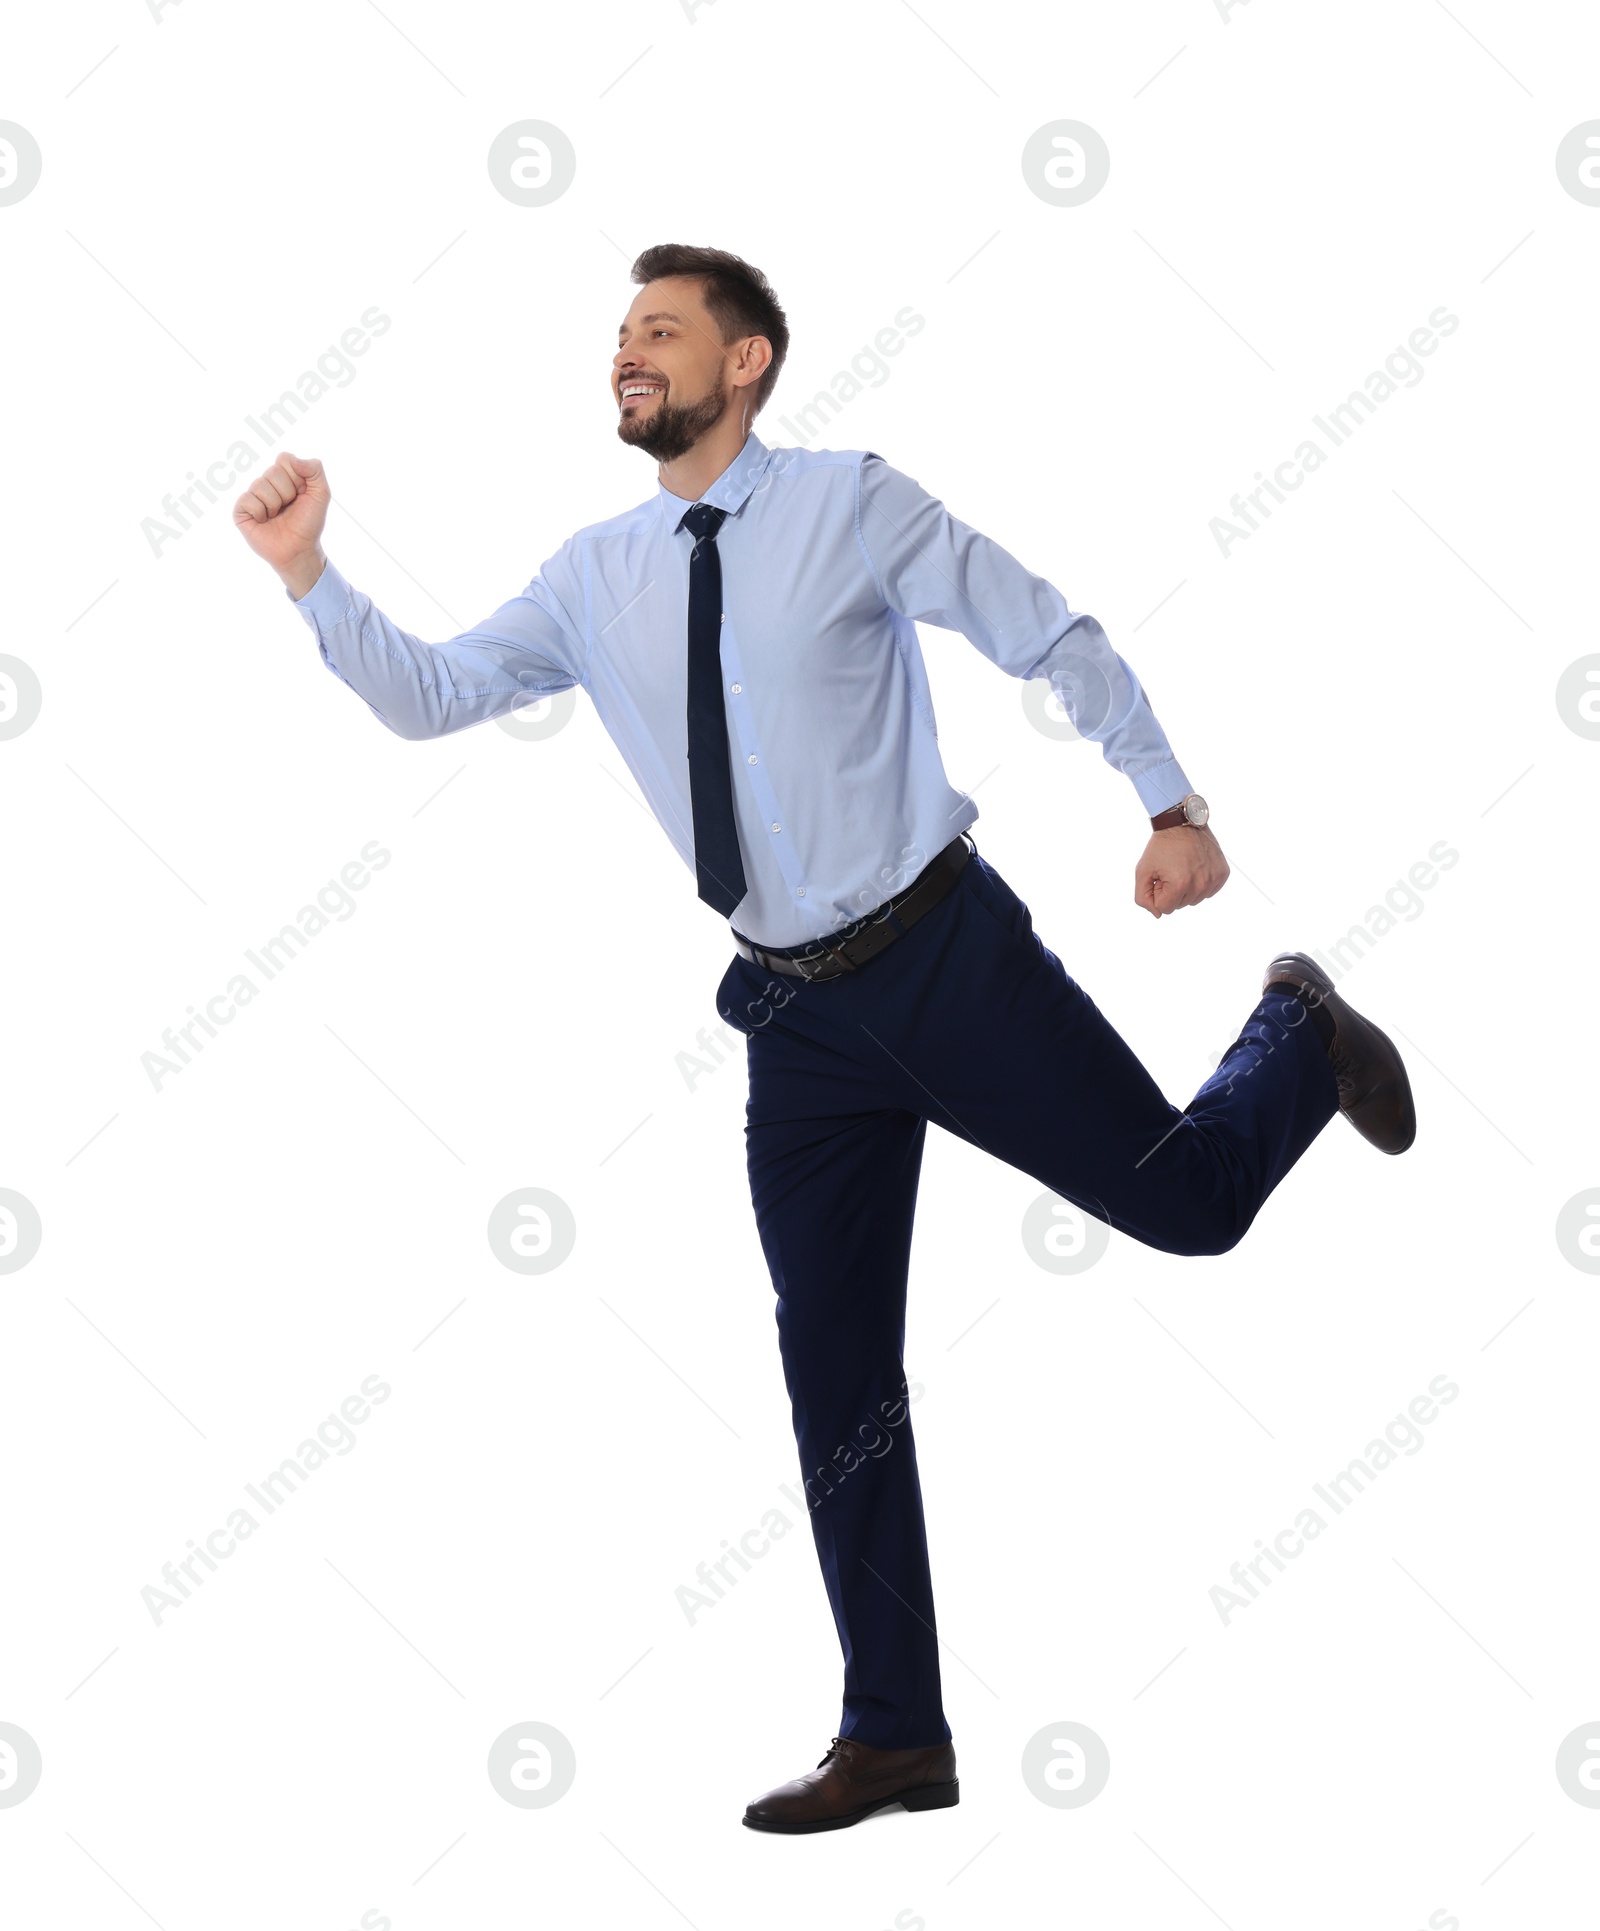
[613,275,758,462]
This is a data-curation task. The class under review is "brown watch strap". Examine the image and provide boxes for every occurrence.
[1151,802,1192,831]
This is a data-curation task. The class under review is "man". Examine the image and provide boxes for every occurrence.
[236,243,1415,1836]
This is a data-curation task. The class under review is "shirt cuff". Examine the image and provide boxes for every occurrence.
[285,556,352,625]
[1129,757,1194,817]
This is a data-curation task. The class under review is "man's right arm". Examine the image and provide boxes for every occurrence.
[280,546,328,602]
[235,452,585,739]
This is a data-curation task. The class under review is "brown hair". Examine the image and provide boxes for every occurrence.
[629,243,789,415]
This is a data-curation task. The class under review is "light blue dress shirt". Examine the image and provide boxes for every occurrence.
[290,431,1191,948]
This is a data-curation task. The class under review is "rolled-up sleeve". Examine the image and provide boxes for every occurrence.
[855,454,1192,814]
[289,546,586,740]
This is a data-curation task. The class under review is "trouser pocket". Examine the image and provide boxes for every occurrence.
[960,852,1035,946]
[715,954,753,1034]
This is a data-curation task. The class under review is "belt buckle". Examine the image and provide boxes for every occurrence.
[774,930,855,982]
[782,942,835,982]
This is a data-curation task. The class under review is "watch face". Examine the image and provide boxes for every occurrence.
[1184,795,1209,827]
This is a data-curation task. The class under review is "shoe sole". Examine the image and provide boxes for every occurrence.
[742,1777,960,1834]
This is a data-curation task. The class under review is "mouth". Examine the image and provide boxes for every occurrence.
[618,380,665,411]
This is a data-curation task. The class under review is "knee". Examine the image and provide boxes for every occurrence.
[1185,1223,1247,1259]
[1163,1198,1250,1258]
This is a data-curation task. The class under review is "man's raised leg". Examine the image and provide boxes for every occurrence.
[857,847,1409,1256]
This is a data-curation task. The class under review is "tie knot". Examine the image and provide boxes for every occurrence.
[681,502,727,542]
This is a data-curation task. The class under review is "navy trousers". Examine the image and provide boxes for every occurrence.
[715,840,1340,1749]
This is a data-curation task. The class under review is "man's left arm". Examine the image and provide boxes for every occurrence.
[854,454,1228,918]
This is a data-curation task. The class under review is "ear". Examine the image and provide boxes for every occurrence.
[732,334,772,389]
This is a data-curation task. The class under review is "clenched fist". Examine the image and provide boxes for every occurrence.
[234,452,330,599]
[1134,823,1230,918]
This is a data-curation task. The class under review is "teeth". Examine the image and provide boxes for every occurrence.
[621,384,662,399]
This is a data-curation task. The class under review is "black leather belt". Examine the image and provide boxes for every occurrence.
[731,834,972,982]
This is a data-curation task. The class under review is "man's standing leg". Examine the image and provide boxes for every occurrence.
[729,980,949,1750]
[718,956,964,1834]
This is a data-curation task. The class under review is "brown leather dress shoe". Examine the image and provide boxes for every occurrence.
[743,1736,959,1834]
[1263,952,1417,1154]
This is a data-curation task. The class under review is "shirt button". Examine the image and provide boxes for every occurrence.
[770,822,781,833]
[730,682,741,694]
[720,613,726,623]
[796,887,806,897]
[747,753,757,764]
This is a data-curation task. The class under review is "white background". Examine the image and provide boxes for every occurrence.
[2,2,1595,1927]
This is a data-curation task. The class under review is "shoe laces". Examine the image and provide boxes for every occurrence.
[1328,1036,1357,1097]
[818,1736,858,1768]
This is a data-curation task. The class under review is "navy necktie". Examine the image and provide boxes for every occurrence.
[680,502,748,916]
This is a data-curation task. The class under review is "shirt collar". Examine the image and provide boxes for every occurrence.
[658,431,773,531]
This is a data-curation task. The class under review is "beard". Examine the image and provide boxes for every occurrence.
[616,379,730,462]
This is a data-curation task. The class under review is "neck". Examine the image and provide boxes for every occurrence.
[657,401,758,503]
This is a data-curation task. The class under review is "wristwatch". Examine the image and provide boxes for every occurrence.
[1150,793,1209,831]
